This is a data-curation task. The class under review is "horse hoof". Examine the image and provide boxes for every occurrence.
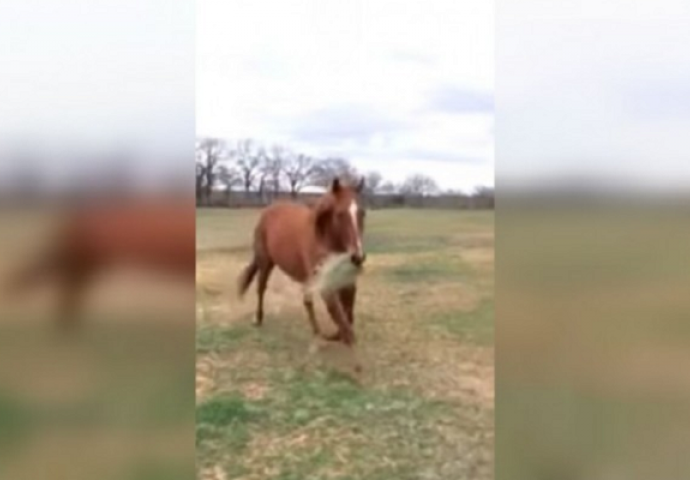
[324,331,342,342]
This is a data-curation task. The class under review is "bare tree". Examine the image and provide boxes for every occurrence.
[234,138,261,193]
[195,162,205,202]
[379,181,398,194]
[266,145,286,195]
[472,185,495,208]
[473,185,494,197]
[217,164,241,203]
[283,152,316,198]
[311,157,359,187]
[253,147,270,201]
[363,170,383,194]
[196,137,227,205]
[400,173,440,196]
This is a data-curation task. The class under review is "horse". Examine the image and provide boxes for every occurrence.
[4,198,196,330]
[237,177,367,346]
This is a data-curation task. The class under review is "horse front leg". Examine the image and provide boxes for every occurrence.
[323,291,362,374]
[302,291,322,337]
[322,285,357,342]
[322,293,355,345]
[340,285,356,326]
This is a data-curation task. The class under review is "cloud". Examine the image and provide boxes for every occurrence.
[498,3,690,187]
[427,85,494,114]
[197,0,494,189]
[387,49,437,66]
[286,104,410,145]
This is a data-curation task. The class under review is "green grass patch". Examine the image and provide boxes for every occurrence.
[386,258,473,284]
[198,367,461,479]
[276,369,448,426]
[497,382,690,480]
[196,324,252,354]
[365,233,451,254]
[430,299,494,345]
[197,395,262,426]
[128,461,196,480]
[196,395,265,460]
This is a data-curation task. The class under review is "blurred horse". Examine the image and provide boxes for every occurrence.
[4,199,195,329]
[238,177,367,346]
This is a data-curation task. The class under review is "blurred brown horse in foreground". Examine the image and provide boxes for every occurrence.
[4,199,195,329]
[238,177,367,346]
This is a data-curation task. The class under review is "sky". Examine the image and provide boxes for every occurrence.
[0,0,194,191]
[497,0,690,192]
[5,0,686,194]
[197,0,494,192]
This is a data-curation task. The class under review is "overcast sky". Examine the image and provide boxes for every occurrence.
[498,0,690,191]
[197,0,494,192]
[0,0,194,190]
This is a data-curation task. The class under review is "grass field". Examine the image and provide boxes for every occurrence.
[0,208,195,480]
[196,208,495,480]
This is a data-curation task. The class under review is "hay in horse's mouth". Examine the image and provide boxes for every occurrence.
[307,253,362,296]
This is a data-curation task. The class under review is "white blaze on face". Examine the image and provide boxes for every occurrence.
[348,199,363,257]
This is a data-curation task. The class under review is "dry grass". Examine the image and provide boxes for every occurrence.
[196,208,494,479]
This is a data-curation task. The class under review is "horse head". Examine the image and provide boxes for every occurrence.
[313,176,367,266]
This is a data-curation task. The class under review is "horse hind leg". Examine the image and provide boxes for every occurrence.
[254,260,274,326]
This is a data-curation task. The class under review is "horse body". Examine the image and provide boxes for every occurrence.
[257,201,324,283]
[6,199,195,329]
[238,177,366,346]
[61,202,196,277]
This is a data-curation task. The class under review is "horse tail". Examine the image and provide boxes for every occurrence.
[237,257,259,298]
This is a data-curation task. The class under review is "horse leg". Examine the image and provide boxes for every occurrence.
[302,291,321,336]
[254,261,274,326]
[340,285,356,326]
[322,293,355,345]
[323,292,362,373]
[324,285,357,341]
[54,265,92,332]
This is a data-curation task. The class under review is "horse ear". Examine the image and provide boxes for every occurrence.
[330,177,341,194]
[356,176,365,193]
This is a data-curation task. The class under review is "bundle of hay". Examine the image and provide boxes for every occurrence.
[307,253,363,296]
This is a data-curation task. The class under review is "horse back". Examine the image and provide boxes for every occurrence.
[60,200,196,276]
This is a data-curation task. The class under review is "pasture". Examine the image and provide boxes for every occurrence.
[0,208,195,480]
[196,208,495,480]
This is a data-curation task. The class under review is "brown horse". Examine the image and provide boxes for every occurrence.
[4,198,195,329]
[237,177,367,346]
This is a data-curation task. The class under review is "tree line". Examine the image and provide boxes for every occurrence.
[196,136,493,205]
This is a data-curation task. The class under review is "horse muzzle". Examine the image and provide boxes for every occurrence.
[350,252,367,267]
